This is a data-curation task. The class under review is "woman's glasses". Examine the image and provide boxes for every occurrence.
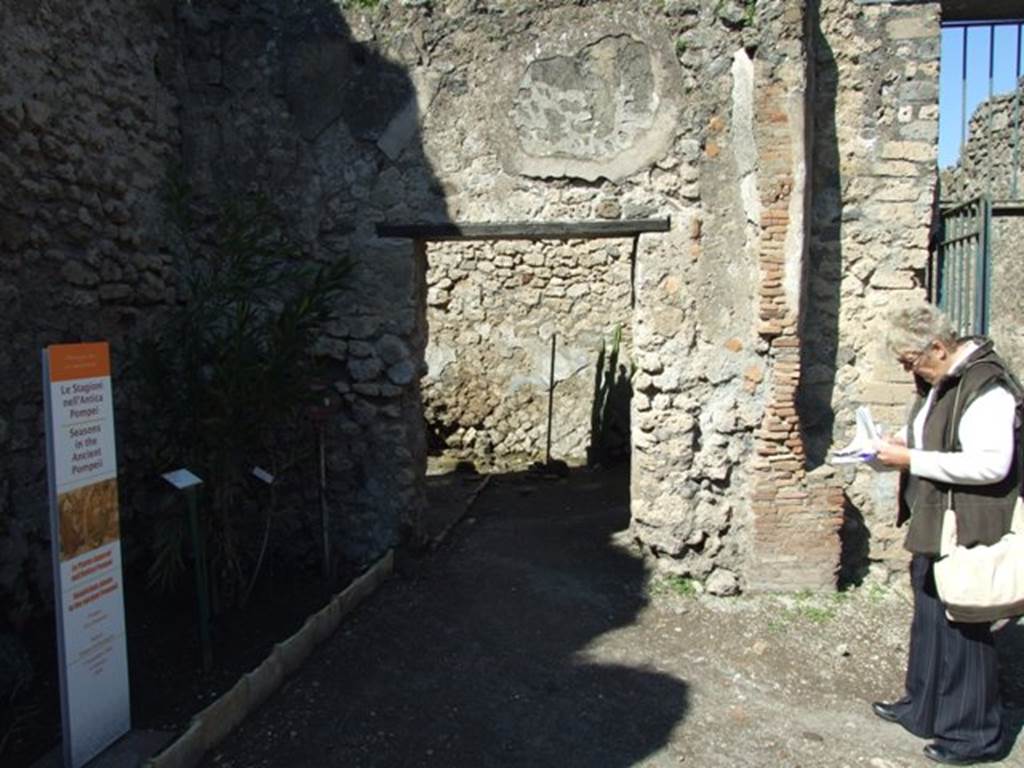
[896,344,931,372]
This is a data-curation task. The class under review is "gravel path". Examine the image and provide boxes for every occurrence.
[202,467,1024,768]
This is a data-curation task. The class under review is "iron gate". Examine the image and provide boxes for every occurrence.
[931,196,992,336]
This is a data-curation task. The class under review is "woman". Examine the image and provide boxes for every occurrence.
[870,302,1022,765]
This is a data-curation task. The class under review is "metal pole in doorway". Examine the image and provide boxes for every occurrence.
[961,26,969,161]
[1012,23,1022,198]
[546,333,556,465]
[986,23,996,198]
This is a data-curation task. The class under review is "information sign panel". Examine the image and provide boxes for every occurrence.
[43,342,130,768]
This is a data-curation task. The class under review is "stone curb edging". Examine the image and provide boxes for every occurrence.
[431,475,491,547]
[142,550,394,768]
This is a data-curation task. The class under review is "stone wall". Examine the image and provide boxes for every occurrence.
[1,0,953,594]
[169,0,943,590]
[386,0,839,592]
[940,80,1024,373]
[173,0,445,561]
[424,237,633,468]
[406,1,771,591]
[807,0,941,583]
[0,0,180,604]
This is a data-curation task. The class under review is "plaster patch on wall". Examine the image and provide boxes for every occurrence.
[513,36,656,159]
[498,24,683,182]
[731,50,760,226]
[425,343,456,377]
[377,67,441,160]
[784,86,807,314]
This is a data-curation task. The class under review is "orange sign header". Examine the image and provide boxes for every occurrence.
[48,343,111,383]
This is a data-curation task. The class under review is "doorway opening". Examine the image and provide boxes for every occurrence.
[376,218,669,539]
[934,13,1024,367]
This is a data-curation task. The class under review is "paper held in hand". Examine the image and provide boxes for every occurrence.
[830,406,882,464]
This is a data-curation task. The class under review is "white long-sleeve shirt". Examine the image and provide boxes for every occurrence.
[907,342,1017,485]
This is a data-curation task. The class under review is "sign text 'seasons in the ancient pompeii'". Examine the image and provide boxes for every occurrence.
[44,342,130,768]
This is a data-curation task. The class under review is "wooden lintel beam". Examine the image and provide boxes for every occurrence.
[375,218,671,241]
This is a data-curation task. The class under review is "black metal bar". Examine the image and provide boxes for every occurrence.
[961,26,969,162]
[950,210,958,331]
[1013,23,1022,198]
[545,334,556,465]
[955,208,965,331]
[940,231,983,247]
[971,198,979,333]
[943,198,982,215]
[185,488,213,673]
[992,200,1024,214]
[987,24,996,197]
[376,218,672,241]
[629,235,639,309]
[942,19,1024,29]
[980,197,992,333]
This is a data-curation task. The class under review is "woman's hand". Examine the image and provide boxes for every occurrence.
[874,437,911,470]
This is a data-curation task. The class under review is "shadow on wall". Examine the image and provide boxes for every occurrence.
[588,325,633,468]
[837,493,871,588]
[173,0,451,563]
[802,4,882,587]
[798,0,842,473]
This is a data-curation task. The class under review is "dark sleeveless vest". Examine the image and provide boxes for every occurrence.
[896,339,1023,556]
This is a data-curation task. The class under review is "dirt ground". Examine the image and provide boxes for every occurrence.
[200,465,1024,768]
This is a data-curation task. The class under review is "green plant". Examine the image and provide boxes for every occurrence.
[714,0,756,29]
[865,583,889,603]
[744,0,756,27]
[764,590,847,629]
[0,633,34,758]
[130,175,350,606]
[791,590,845,624]
[588,325,632,466]
[341,0,380,8]
[798,604,834,624]
[652,574,699,598]
[0,497,52,631]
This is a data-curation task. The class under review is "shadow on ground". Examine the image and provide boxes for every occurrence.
[998,621,1024,752]
[202,463,688,767]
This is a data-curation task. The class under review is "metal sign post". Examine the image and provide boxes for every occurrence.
[161,469,211,673]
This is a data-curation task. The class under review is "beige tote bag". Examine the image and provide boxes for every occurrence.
[934,495,1024,623]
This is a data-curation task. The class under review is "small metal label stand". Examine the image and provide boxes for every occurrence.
[161,469,211,673]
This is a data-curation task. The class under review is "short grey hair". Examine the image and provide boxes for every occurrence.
[885,301,958,356]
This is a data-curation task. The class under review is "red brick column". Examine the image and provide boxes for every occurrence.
[748,83,844,592]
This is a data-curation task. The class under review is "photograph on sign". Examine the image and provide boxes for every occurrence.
[58,478,120,561]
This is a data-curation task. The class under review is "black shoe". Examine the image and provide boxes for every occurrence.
[871,701,902,723]
[923,742,1004,765]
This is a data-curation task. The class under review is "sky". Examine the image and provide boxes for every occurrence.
[938,22,1024,168]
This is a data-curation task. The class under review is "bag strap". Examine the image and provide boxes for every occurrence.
[1012,495,1024,535]
[938,375,967,555]
[939,488,959,556]
[940,377,966,538]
